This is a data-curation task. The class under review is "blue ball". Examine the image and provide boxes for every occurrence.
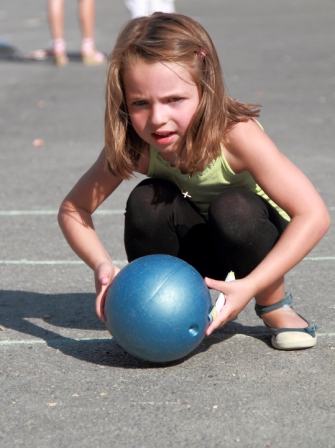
[105,254,212,363]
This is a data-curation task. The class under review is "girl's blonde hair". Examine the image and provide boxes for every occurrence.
[105,12,260,178]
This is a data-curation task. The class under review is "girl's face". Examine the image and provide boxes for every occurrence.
[123,60,200,161]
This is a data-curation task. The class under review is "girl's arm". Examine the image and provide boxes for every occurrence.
[58,149,123,321]
[207,119,330,333]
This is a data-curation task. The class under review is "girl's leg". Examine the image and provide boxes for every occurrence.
[208,188,307,329]
[124,178,227,279]
[208,188,288,277]
[48,0,68,65]
[78,0,105,65]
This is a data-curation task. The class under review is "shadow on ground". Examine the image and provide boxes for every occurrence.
[0,43,105,64]
[0,289,271,368]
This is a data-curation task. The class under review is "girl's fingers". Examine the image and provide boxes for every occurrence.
[98,266,112,286]
[206,309,231,336]
[95,289,106,322]
[95,263,120,322]
[95,275,111,321]
[205,277,230,335]
[205,277,225,292]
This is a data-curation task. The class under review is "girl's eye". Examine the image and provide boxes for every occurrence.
[132,100,147,106]
[169,97,183,103]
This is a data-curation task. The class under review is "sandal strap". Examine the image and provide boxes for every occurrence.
[268,324,317,338]
[255,292,293,317]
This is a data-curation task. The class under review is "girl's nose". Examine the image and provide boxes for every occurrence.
[150,104,167,126]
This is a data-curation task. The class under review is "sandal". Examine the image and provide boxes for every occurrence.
[82,50,105,66]
[53,39,68,66]
[54,51,69,67]
[81,38,106,66]
[27,49,53,60]
[255,293,317,350]
[27,48,68,66]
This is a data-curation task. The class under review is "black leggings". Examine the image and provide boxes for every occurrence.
[124,178,288,280]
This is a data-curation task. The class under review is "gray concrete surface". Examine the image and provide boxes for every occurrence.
[0,0,334,446]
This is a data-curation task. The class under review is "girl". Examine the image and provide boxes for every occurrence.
[58,13,330,350]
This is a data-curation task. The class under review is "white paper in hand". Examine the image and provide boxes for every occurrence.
[208,271,235,322]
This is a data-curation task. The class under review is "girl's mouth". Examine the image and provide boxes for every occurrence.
[151,131,176,145]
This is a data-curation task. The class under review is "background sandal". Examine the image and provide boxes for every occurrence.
[81,38,106,66]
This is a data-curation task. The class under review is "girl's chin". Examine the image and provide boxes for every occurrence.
[152,139,179,153]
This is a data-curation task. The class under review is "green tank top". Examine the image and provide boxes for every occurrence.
[147,146,290,222]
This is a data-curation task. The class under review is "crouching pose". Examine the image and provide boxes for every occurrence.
[58,12,330,350]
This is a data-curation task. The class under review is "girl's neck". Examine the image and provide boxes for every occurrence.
[160,150,189,173]
[160,150,178,165]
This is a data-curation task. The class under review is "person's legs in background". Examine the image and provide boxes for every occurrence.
[47,0,105,66]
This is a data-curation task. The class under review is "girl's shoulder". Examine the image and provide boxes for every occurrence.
[224,119,267,173]
[227,118,264,143]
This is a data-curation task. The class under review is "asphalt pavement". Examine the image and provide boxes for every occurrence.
[0,0,334,446]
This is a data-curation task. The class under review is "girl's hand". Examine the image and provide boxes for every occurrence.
[95,262,120,322]
[205,277,253,336]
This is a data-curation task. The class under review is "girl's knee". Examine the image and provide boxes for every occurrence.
[126,178,180,210]
[209,188,260,216]
[208,188,271,242]
[125,178,182,229]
